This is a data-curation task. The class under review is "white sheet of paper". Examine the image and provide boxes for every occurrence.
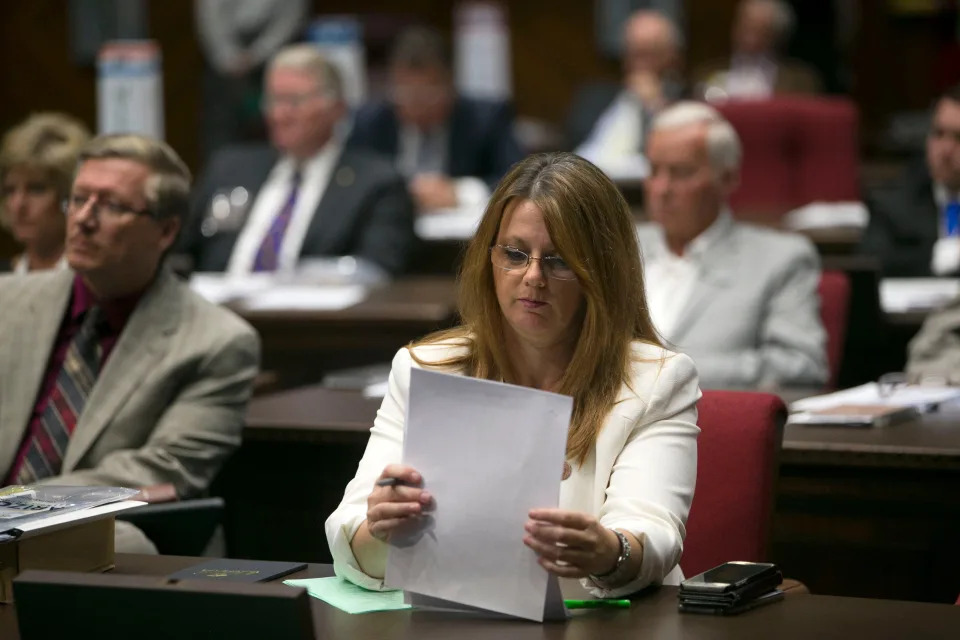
[790,382,960,414]
[384,368,572,622]
[189,273,276,305]
[415,206,484,240]
[782,201,868,230]
[880,278,960,313]
[241,285,367,311]
[2,500,146,541]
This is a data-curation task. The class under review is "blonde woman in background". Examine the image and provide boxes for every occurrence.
[0,113,90,273]
[327,152,701,598]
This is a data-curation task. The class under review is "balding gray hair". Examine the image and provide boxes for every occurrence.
[268,44,345,102]
[650,101,742,174]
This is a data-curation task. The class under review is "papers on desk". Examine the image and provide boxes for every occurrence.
[782,201,868,231]
[880,278,960,313]
[0,485,144,542]
[415,206,484,240]
[385,368,571,622]
[283,577,411,614]
[241,285,366,311]
[189,273,275,305]
[189,274,368,311]
[789,383,960,426]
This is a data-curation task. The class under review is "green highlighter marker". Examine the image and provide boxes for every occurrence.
[563,599,631,609]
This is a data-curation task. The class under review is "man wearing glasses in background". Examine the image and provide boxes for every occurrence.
[0,134,260,553]
[180,44,416,276]
[348,26,523,214]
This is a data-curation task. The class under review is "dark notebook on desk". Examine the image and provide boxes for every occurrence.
[167,559,306,583]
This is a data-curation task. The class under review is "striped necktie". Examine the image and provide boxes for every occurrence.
[253,169,302,272]
[15,306,104,484]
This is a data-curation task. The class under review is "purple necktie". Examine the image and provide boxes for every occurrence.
[253,169,302,272]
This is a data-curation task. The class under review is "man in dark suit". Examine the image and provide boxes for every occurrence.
[180,44,416,276]
[860,84,960,277]
[347,26,522,213]
[566,10,685,174]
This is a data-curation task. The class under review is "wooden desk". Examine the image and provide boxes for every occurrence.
[775,414,960,603]
[3,554,958,639]
[226,385,960,603]
[233,277,458,387]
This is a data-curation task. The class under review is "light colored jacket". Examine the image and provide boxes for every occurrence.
[907,297,960,384]
[636,221,828,389]
[325,340,701,598]
[0,269,260,496]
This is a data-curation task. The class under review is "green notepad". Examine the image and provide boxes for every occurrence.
[283,577,412,614]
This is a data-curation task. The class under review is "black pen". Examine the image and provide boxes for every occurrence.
[376,478,408,487]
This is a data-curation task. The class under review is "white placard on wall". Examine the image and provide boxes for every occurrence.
[307,16,366,108]
[97,40,164,138]
[454,2,512,101]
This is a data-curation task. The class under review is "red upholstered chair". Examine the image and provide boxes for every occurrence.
[681,390,786,578]
[713,97,859,224]
[818,270,851,390]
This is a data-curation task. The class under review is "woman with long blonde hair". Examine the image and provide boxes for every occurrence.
[327,152,700,596]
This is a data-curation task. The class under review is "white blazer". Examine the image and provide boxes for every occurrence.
[325,340,701,597]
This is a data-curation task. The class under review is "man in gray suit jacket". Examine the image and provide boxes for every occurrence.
[179,44,416,276]
[638,101,827,388]
[0,134,260,552]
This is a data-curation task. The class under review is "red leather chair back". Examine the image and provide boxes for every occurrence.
[681,390,786,577]
[714,98,859,223]
[818,270,851,390]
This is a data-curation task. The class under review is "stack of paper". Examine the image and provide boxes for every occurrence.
[0,485,144,542]
[880,278,960,313]
[789,383,960,426]
[283,577,411,614]
[189,274,369,312]
[188,273,275,305]
[241,285,367,312]
[385,369,571,622]
[782,201,869,231]
[415,206,484,240]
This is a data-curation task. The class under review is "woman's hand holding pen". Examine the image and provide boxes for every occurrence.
[366,464,433,543]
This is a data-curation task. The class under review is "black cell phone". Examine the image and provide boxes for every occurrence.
[679,561,779,594]
[678,588,785,615]
[678,573,782,606]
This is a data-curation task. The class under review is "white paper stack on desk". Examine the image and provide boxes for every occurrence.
[788,383,960,427]
[0,485,144,542]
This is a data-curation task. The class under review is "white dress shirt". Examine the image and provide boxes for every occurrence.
[326,340,701,599]
[226,141,342,275]
[723,55,777,99]
[398,123,491,209]
[643,210,734,340]
[575,90,650,178]
[12,254,67,275]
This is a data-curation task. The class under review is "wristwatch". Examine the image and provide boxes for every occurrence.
[589,529,631,588]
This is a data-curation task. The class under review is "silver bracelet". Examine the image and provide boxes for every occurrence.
[589,529,631,588]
